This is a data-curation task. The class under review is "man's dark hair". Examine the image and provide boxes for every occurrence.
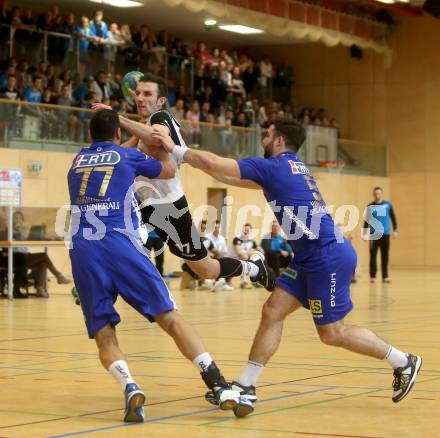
[32,74,42,83]
[90,110,120,142]
[201,220,207,225]
[139,72,167,99]
[215,220,221,225]
[373,186,383,192]
[244,223,252,228]
[274,120,306,152]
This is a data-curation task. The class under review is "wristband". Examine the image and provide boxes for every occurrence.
[172,146,187,163]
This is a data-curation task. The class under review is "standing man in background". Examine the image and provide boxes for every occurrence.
[363,187,397,283]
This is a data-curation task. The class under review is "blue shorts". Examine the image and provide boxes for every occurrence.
[276,239,357,325]
[70,232,176,338]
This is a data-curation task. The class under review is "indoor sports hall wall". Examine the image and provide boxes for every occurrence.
[256,13,440,267]
[2,147,387,280]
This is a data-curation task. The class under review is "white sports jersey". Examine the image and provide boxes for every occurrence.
[136,109,187,205]
[206,233,228,254]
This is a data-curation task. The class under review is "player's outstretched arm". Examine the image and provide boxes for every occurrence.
[152,130,241,178]
[91,103,163,148]
[204,168,260,190]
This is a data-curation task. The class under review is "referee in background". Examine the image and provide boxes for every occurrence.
[363,187,398,283]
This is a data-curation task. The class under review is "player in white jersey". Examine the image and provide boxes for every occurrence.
[92,73,275,291]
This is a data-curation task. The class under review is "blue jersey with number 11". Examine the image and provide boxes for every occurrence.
[238,152,340,268]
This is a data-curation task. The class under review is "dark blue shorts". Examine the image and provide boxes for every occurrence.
[70,232,176,338]
[276,239,357,325]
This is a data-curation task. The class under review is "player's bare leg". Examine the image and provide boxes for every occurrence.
[205,287,300,406]
[155,310,253,417]
[95,324,145,422]
[315,321,422,402]
[186,251,275,291]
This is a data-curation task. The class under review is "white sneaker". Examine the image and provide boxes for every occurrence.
[212,278,226,292]
[222,283,234,291]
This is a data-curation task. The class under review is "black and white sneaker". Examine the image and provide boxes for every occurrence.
[249,251,276,292]
[392,353,422,403]
[205,380,258,406]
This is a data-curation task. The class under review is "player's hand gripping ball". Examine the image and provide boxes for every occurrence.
[122,71,144,106]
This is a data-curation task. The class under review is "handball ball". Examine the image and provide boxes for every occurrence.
[122,71,144,106]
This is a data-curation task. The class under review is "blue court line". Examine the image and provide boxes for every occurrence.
[48,387,332,437]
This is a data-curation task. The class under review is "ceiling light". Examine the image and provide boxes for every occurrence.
[218,25,263,35]
[374,0,395,4]
[204,19,217,26]
[88,0,143,7]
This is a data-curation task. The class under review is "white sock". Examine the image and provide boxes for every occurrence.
[108,360,135,390]
[192,352,213,373]
[384,345,408,369]
[238,360,264,387]
[241,261,259,277]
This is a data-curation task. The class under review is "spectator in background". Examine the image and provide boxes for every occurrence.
[261,219,292,277]
[193,41,209,64]
[90,70,111,102]
[0,0,10,25]
[22,74,43,116]
[57,83,83,142]
[206,220,233,292]
[171,98,184,120]
[258,55,273,100]
[185,100,201,145]
[16,59,30,90]
[89,9,109,60]
[228,66,246,106]
[0,64,16,88]
[233,223,261,289]
[0,74,20,100]
[199,101,210,122]
[120,24,135,66]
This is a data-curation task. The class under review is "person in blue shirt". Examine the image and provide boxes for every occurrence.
[363,187,397,283]
[260,219,292,277]
[153,120,421,408]
[68,110,252,423]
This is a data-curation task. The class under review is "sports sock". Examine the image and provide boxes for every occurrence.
[384,345,408,369]
[108,360,135,390]
[238,360,264,387]
[192,352,214,373]
[241,261,259,277]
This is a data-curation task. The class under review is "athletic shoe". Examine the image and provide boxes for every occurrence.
[213,387,254,418]
[222,284,234,291]
[36,289,49,298]
[240,281,253,289]
[383,278,392,283]
[392,354,422,403]
[205,380,258,406]
[212,278,226,292]
[249,251,276,292]
[370,278,376,284]
[123,383,145,422]
[56,274,72,285]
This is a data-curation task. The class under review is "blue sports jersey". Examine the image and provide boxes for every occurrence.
[68,141,162,236]
[238,152,340,268]
[364,201,397,237]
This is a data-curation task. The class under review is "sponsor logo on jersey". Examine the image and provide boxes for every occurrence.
[288,160,310,175]
[330,272,336,307]
[73,151,121,168]
[309,299,323,315]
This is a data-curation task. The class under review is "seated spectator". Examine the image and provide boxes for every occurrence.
[12,210,71,298]
[199,101,210,122]
[16,58,31,90]
[233,111,249,128]
[0,64,16,89]
[90,70,111,102]
[171,98,184,120]
[233,223,262,289]
[0,74,20,100]
[22,75,43,116]
[261,219,292,277]
[206,220,233,292]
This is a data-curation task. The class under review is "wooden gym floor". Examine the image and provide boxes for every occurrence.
[1,268,439,437]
